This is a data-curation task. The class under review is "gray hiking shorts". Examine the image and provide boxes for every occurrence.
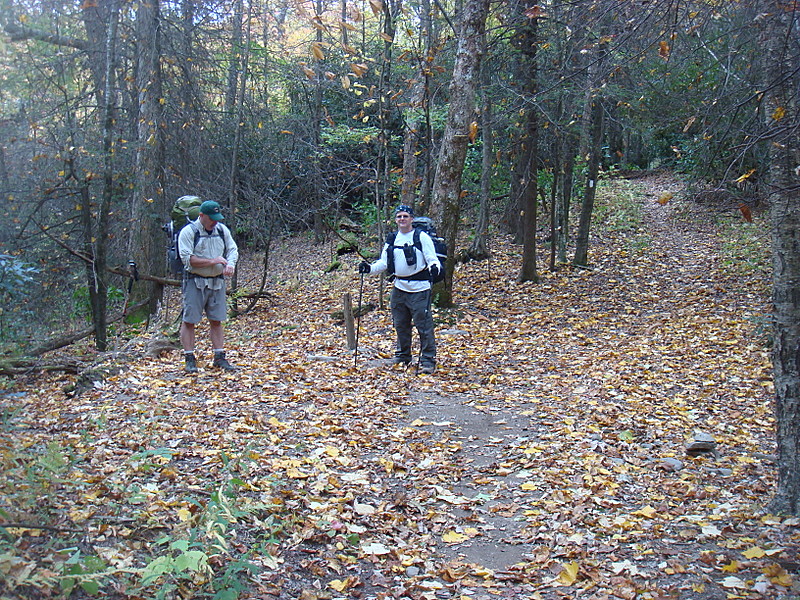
[182,277,228,323]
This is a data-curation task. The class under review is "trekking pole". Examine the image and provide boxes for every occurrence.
[354,272,365,368]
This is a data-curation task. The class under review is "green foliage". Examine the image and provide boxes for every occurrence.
[320,124,382,147]
[59,551,109,596]
[0,255,37,299]
[353,197,381,232]
[0,403,285,599]
[592,179,643,234]
[72,285,124,322]
[717,216,771,278]
[0,255,39,341]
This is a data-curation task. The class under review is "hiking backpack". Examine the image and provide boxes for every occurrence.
[164,195,225,275]
[386,216,448,284]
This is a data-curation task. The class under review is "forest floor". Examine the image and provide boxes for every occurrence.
[2,172,799,600]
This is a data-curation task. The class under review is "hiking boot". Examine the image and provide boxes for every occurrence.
[386,357,411,367]
[213,352,236,372]
[419,363,435,374]
[184,353,198,373]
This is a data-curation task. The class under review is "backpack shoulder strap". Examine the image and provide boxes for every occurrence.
[190,222,226,251]
[413,227,422,250]
[386,232,397,274]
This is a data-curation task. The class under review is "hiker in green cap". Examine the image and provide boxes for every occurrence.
[178,200,239,373]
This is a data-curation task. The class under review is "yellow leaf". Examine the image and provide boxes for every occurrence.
[763,563,793,586]
[734,168,757,183]
[743,546,766,559]
[521,481,537,491]
[302,66,317,79]
[340,20,357,31]
[443,530,469,543]
[342,75,351,89]
[772,106,785,121]
[658,192,673,205]
[311,42,325,60]
[286,467,310,479]
[380,32,394,43]
[329,579,348,592]
[468,121,478,142]
[558,561,579,585]
[722,560,741,573]
[177,508,192,521]
[633,505,657,518]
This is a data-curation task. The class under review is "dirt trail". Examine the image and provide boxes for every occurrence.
[389,173,782,598]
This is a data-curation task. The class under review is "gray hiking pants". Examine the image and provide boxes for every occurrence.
[391,288,436,367]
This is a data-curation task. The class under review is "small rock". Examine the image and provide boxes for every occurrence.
[405,566,421,577]
[658,457,684,472]
[686,431,717,457]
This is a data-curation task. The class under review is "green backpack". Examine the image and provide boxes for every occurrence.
[165,195,203,274]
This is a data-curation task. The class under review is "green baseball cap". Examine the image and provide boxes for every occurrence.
[200,200,224,221]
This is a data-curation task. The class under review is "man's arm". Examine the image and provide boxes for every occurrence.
[178,223,197,271]
[361,242,390,275]
[221,224,239,269]
[420,233,441,271]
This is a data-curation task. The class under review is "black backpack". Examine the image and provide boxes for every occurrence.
[386,216,448,284]
[164,195,224,275]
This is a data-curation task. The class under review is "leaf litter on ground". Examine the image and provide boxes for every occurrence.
[1,173,798,600]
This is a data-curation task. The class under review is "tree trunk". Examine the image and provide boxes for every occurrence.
[765,0,800,515]
[128,0,165,319]
[558,133,576,264]
[468,71,493,262]
[515,5,539,283]
[573,95,603,268]
[400,0,433,210]
[91,1,122,350]
[430,0,490,306]
[228,2,252,307]
[311,0,325,243]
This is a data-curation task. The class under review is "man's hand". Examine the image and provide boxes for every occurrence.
[428,264,440,281]
[358,262,371,274]
[223,264,235,277]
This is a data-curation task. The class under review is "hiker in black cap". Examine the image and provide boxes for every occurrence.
[358,205,440,373]
[179,200,239,373]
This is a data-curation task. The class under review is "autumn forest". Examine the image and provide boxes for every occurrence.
[1,0,799,599]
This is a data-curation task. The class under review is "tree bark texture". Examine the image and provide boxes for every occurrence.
[514,6,539,283]
[130,0,166,318]
[573,95,603,267]
[430,0,490,306]
[468,73,493,262]
[765,0,800,515]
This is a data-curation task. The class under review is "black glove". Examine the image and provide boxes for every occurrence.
[428,264,440,281]
[358,262,371,274]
